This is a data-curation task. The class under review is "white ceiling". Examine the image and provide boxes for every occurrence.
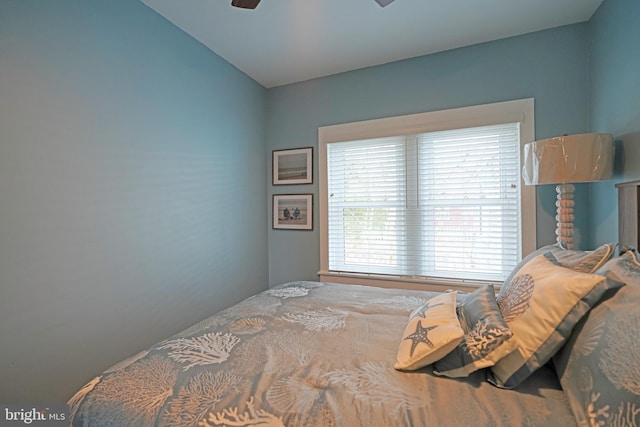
[141,0,603,88]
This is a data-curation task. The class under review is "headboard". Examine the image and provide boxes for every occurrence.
[616,180,640,249]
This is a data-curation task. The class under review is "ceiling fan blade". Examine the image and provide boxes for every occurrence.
[375,0,395,6]
[231,0,261,9]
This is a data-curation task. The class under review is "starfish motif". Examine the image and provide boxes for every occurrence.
[404,320,438,357]
[410,301,443,320]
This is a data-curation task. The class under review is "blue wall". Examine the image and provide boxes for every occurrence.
[266,24,592,286]
[0,0,267,403]
[588,0,640,247]
[2,0,634,406]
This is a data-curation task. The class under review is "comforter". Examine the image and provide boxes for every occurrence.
[68,281,576,427]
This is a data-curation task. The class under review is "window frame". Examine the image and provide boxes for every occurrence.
[318,98,536,292]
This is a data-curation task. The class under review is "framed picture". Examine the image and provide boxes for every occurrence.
[273,147,313,185]
[273,194,313,230]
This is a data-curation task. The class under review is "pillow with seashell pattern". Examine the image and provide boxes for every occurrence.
[497,243,614,298]
[488,253,623,389]
[553,249,640,426]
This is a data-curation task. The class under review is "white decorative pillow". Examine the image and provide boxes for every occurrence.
[394,292,464,371]
[433,285,517,378]
[497,243,614,298]
[489,254,622,389]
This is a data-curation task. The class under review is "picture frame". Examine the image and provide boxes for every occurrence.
[272,147,313,185]
[273,194,313,230]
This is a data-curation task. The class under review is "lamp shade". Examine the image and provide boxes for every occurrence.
[522,133,614,185]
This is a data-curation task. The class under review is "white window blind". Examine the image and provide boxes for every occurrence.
[326,123,521,283]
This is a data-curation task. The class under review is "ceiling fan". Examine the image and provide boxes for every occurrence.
[231,0,395,9]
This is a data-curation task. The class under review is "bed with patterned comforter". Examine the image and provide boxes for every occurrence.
[68,280,583,427]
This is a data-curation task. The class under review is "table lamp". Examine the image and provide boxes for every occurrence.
[522,133,614,249]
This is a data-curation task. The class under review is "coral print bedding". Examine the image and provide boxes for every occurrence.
[68,281,577,427]
[554,249,640,427]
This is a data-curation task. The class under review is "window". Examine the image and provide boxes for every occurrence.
[318,99,535,290]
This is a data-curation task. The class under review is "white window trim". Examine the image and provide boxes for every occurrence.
[318,98,536,292]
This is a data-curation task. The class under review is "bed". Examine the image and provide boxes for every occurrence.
[68,184,640,427]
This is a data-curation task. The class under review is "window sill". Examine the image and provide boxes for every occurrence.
[317,270,502,294]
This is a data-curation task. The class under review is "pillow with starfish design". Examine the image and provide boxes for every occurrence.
[394,291,464,371]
